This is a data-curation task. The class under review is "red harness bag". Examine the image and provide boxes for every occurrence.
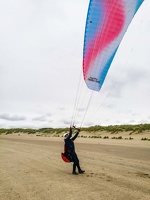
[61,145,72,163]
[61,152,71,162]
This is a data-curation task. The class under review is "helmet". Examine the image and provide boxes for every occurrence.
[63,133,68,139]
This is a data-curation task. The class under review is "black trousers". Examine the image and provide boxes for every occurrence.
[71,151,81,172]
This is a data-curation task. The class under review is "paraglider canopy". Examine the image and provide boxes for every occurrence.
[83,0,145,91]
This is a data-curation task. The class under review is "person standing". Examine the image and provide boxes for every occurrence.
[63,126,85,175]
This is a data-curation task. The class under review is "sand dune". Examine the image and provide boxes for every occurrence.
[0,133,150,200]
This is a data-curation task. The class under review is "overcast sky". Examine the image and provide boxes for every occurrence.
[0,0,150,129]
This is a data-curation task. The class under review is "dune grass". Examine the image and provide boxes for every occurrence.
[0,124,150,136]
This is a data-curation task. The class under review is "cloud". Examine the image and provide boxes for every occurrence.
[60,119,71,126]
[32,113,52,122]
[77,108,85,112]
[57,107,66,111]
[128,119,136,124]
[32,116,47,122]
[0,113,26,121]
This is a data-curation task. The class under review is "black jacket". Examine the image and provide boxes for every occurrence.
[64,128,79,153]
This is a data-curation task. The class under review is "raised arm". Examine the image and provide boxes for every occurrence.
[71,129,80,141]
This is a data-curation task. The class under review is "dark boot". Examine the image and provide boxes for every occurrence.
[72,171,78,175]
[78,170,85,174]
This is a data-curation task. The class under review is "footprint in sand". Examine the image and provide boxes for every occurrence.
[86,172,113,181]
[136,172,150,179]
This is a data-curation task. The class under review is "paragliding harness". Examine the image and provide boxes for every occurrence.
[61,145,73,163]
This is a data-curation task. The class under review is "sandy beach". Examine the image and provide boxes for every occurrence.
[0,132,150,200]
